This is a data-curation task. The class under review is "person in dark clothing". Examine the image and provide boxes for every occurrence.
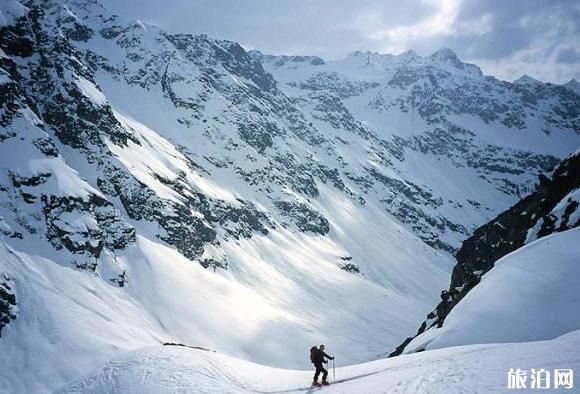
[311,344,334,386]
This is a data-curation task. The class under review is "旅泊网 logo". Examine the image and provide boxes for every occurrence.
[507,368,574,390]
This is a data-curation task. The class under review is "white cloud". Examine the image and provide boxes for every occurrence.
[368,0,461,51]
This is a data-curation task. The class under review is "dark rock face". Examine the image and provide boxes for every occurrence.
[390,151,580,357]
[0,59,30,128]
[275,200,330,235]
[44,87,136,150]
[42,194,135,258]
[110,270,127,287]
[339,257,361,274]
[0,274,17,337]
[200,257,228,271]
[217,41,277,93]
[0,20,35,58]
[238,121,275,152]
[452,152,579,289]
[32,137,59,157]
[300,72,379,99]
[59,17,94,42]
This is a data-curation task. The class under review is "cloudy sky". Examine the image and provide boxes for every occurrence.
[101,0,580,83]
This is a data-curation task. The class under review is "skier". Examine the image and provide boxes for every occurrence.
[310,344,334,386]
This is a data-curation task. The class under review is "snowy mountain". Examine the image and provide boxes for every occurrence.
[392,149,580,356]
[252,47,578,252]
[0,0,579,392]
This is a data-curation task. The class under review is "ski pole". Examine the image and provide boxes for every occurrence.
[333,358,335,381]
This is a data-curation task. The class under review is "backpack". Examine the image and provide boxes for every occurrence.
[310,346,318,363]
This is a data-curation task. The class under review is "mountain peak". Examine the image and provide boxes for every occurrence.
[429,48,459,62]
[399,49,418,59]
[427,48,483,75]
[563,78,580,95]
[515,74,542,86]
[346,50,373,58]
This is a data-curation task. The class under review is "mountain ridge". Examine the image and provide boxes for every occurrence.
[0,0,579,392]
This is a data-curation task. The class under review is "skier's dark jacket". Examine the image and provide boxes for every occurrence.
[312,348,333,365]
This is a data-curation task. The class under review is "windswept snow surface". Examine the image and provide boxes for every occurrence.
[405,228,580,353]
[58,330,580,394]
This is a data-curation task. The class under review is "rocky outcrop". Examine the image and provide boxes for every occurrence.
[275,200,330,235]
[42,194,135,257]
[452,151,579,284]
[0,274,16,337]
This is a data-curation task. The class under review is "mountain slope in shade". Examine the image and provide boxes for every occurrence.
[564,79,580,96]
[391,149,580,356]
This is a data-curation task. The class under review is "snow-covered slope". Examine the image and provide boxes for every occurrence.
[0,0,579,392]
[58,329,580,394]
[404,228,580,353]
[0,227,448,393]
[53,229,580,394]
[0,0,451,379]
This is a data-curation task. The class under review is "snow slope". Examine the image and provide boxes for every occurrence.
[0,229,446,393]
[58,330,580,394]
[404,228,580,353]
[57,229,580,393]
[0,1,579,393]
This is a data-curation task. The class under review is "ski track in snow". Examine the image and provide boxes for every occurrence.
[1,1,579,393]
[58,330,580,394]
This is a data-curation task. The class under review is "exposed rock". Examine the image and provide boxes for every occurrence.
[0,274,17,337]
[275,200,330,235]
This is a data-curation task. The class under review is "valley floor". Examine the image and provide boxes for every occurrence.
[58,329,580,394]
